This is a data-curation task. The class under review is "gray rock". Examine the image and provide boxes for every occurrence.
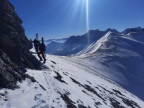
[0,0,40,89]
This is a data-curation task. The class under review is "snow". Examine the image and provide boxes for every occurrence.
[73,31,144,100]
[1,30,144,107]
[0,52,144,108]
[76,32,112,56]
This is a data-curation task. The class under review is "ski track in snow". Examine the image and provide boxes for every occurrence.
[0,54,144,108]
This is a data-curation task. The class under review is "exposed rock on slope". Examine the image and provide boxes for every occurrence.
[0,0,40,89]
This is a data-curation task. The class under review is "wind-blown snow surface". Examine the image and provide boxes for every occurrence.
[74,31,144,100]
[0,54,144,108]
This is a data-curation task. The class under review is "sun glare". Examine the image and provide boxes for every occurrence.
[63,0,90,43]
[86,0,90,44]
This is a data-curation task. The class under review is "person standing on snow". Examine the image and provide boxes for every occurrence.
[38,37,46,63]
[33,33,40,54]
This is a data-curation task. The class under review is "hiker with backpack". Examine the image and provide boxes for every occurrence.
[32,33,40,55]
[32,34,46,63]
[38,37,46,63]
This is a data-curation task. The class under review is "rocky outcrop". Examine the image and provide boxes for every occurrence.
[0,0,40,89]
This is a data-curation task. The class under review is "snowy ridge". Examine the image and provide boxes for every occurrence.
[126,32,144,44]
[0,54,144,108]
[73,31,144,100]
[46,29,119,56]
[76,31,112,56]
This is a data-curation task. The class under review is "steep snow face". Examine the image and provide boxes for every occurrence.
[76,32,112,56]
[73,31,144,100]
[0,55,144,108]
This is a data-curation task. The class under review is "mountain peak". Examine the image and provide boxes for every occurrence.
[105,28,119,33]
[122,27,144,34]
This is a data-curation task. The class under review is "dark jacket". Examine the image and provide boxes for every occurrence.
[33,39,39,48]
[39,43,46,52]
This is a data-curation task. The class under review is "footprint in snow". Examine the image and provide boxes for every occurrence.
[7,103,11,108]
[22,90,25,93]
[55,97,61,103]
[51,98,63,108]
[34,94,42,102]
[33,94,48,108]
[34,87,38,90]
[27,79,32,86]
[35,94,47,104]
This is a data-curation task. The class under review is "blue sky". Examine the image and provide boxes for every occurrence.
[10,0,144,40]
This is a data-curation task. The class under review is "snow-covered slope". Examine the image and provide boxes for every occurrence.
[0,54,144,108]
[76,32,112,56]
[126,32,144,43]
[74,31,144,100]
[45,38,68,45]
[46,29,119,56]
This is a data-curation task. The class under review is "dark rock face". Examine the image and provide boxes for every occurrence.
[0,0,40,89]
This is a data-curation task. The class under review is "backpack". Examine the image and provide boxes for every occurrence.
[39,43,46,52]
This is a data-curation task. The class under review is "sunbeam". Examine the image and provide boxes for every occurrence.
[86,0,90,44]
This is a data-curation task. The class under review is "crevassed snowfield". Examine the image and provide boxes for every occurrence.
[0,53,144,108]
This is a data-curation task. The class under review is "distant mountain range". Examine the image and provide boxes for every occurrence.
[46,27,144,56]
[45,27,144,100]
[73,28,144,100]
[45,38,68,45]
